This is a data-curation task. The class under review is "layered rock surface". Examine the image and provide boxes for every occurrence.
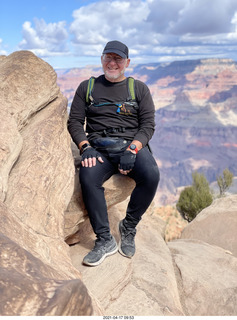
[181,195,237,257]
[1,51,237,316]
[0,51,92,316]
[70,195,237,316]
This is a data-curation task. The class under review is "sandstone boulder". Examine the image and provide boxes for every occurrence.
[70,196,237,316]
[0,232,92,316]
[181,194,237,257]
[168,239,237,316]
[70,200,183,316]
[0,51,93,316]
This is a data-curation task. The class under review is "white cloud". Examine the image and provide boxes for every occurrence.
[0,38,7,55]
[18,18,69,57]
[69,0,151,56]
[227,11,237,41]
[67,0,237,62]
[147,0,237,35]
[14,0,237,65]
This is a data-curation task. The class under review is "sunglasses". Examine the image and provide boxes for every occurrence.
[103,54,126,64]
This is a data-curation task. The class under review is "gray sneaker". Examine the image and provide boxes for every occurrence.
[118,220,136,258]
[83,236,118,266]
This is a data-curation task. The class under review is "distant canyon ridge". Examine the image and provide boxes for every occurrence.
[57,58,237,206]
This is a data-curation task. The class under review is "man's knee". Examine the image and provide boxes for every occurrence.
[146,164,160,187]
[132,162,159,189]
[79,167,97,187]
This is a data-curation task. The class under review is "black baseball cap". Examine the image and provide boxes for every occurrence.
[103,40,129,58]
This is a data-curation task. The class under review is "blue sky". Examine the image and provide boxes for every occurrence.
[1,0,237,69]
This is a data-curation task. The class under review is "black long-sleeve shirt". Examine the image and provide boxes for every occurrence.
[67,75,155,147]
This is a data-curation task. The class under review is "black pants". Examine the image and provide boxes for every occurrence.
[79,146,160,238]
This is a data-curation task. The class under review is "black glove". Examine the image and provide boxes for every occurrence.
[81,147,101,161]
[119,150,136,171]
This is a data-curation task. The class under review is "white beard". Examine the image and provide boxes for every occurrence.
[103,64,127,82]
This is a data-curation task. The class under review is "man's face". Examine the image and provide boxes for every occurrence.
[101,53,130,82]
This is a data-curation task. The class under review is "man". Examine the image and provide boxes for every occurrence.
[68,40,160,266]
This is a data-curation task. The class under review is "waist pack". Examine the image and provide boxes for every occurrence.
[91,137,131,153]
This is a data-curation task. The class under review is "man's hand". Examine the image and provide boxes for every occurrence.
[119,150,136,175]
[81,147,104,167]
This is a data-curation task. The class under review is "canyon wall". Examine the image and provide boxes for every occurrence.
[57,58,237,205]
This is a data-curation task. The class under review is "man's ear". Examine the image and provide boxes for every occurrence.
[126,58,131,68]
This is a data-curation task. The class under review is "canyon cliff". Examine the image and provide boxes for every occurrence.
[0,51,237,316]
[57,58,237,205]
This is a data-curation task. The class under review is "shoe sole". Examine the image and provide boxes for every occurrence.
[83,245,118,267]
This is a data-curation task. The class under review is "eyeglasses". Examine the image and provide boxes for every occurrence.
[103,54,125,64]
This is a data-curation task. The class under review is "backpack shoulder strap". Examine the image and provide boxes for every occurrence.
[127,77,136,101]
[86,76,137,105]
[126,77,139,110]
[86,76,96,104]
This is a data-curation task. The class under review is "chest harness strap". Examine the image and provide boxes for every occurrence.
[86,76,138,108]
[86,76,138,136]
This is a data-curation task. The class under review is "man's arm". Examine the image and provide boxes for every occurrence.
[132,80,156,147]
[67,80,88,146]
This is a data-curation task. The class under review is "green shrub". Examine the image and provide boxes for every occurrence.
[176,172,213,222]
[217,168,234,197]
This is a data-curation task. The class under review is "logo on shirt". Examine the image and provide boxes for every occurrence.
[116,104,132,115]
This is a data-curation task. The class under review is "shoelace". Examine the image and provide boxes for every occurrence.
[123,228,136,243]
[93,238,112,252]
